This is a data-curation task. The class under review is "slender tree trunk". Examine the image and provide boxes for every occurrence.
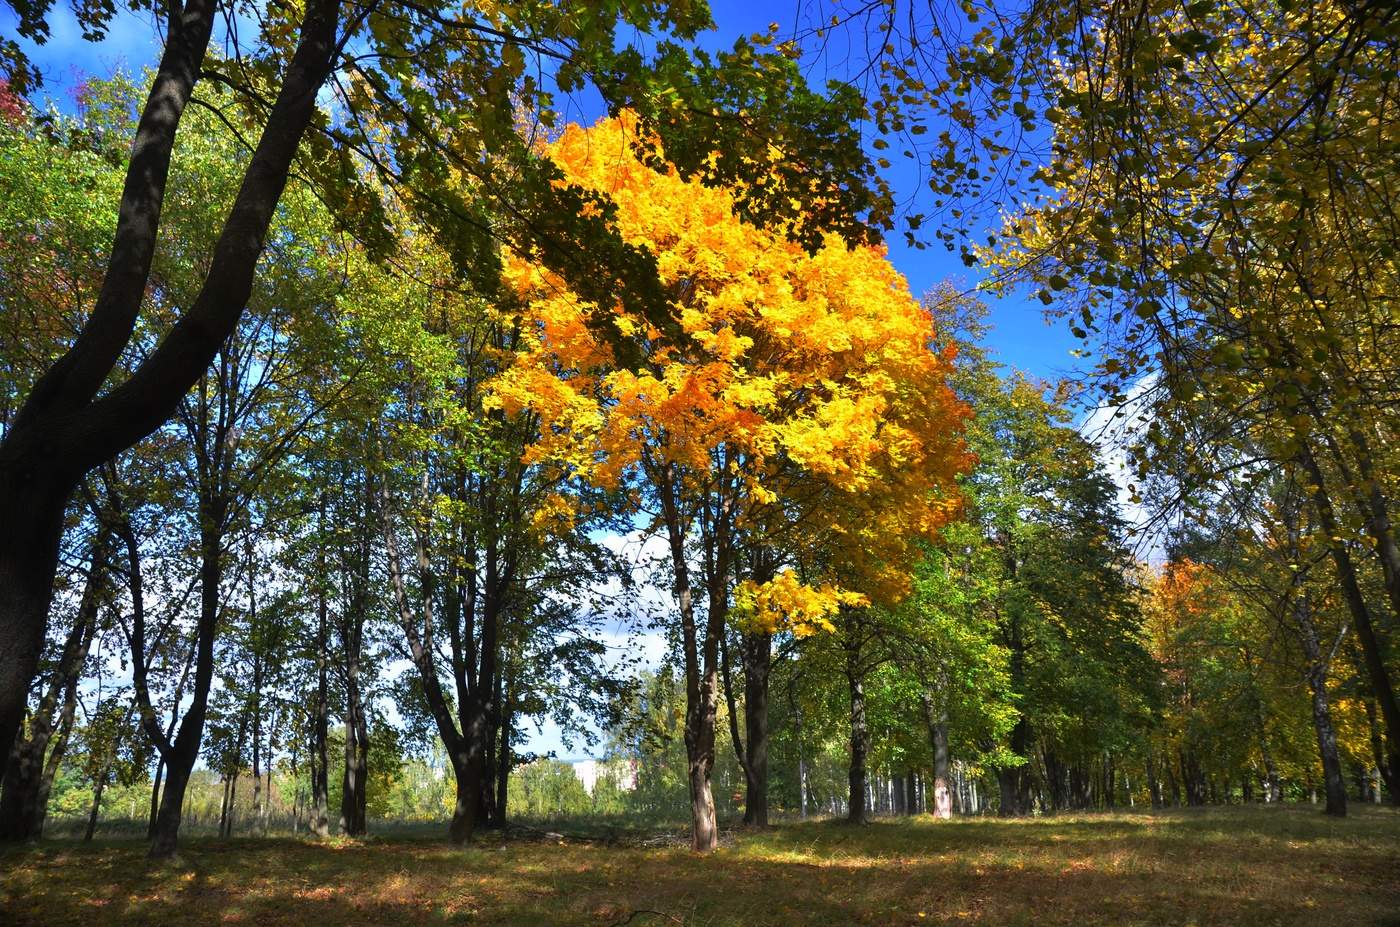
[1299,446,1400,795]
[846,639,869,825]
[340,669,368,836]
[1292,593,1347,816]
[84,773,108,842]
[493,686,512,828]
[311,504,331,837]
[1146,751,1162,809]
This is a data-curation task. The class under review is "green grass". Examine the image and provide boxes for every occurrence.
[4,806,1398,926]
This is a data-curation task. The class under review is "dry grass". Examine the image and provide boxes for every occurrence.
[3,806,1398,926]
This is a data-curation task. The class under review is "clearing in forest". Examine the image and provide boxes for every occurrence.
[3,807,1398,926]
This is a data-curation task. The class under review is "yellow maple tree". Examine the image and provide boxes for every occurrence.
[489,113,972,848]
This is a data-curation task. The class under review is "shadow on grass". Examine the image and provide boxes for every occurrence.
[3,806,1397,926]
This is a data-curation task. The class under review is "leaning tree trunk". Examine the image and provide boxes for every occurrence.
[0,521,108,840]
[0,0,343,776]
[1298,445,1400,798]
[0,0,221,762]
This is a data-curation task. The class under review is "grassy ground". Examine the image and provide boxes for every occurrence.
[3,806,1398,926]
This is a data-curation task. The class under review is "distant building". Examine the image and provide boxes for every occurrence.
[570,758,639,795]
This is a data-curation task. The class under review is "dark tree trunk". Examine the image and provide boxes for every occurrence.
[150,761,194,857]
[492,686,512,828]
[1298,446,1400,795]
[1291,593,1347,816]
[340,677,368,836]
[84,773,108,842]
[846,639,869,825]
[0,0,220,760]
[741,632,771,826]
[147,760,164,839]
[0,521,108,840]
[1146,752,1162,809]
[998,715,1031,816]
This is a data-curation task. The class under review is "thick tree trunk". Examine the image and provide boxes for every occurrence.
[920,692,952,819]
[447,721,491,844]
[150,761,194,857]
[0,0,219,760]
[0,483,69,795]
[0,521,107,840]
[741,632,771,826]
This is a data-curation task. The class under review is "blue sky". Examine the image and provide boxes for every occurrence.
[2,0,1084,384]
[3,2,1096,760]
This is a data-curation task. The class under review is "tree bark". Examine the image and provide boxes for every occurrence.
[0,0,343,770]
[740,632,772,826]
[0,520,109,840]
[1298,445,1400,796]
[846,634,869,825]
[340,669,368,836]
[920,694,953,820]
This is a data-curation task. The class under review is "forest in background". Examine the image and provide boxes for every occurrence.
[0,0,1396,874]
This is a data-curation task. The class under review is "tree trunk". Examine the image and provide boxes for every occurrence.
[919,692,952,819]
[84,773,108,842]
[1299,446,1400,796]
[0,520,108,840]
[33,672,80,838]
[150,761,195,857]
[741,632,771,826]
[340,673,368,836]
[846,643,869,825]
[1146,751,1162,809]
[148,760,164,839]
[1292,593,1347,816]
[0,0,220,762]
[1362,693,1394,805]
[492,686,512,828]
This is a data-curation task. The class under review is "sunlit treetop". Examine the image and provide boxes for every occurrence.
[490,114,973,629]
